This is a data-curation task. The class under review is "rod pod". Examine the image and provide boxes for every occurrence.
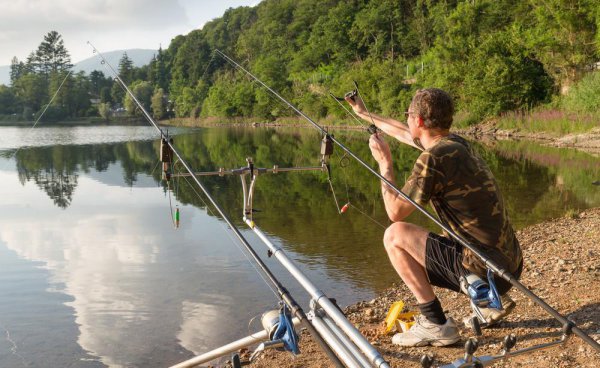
[87,42,344,368]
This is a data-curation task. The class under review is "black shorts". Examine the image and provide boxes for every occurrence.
[424,232,522,295]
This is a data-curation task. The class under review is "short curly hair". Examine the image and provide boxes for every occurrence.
[410,88,454,129]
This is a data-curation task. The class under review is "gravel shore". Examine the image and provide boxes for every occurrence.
[251,208,600,367]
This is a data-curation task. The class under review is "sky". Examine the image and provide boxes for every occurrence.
[0,0,260,66]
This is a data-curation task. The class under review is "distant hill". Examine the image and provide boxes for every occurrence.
[0,49,156,86]
[0,65,10,86]
[73,49,157,75]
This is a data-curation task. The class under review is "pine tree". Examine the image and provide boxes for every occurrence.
[9,57,25,85]
[155,47,169,92]
[35,31,72,76]
[118,52,135,85]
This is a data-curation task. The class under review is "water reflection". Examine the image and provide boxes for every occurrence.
[0,126,598,367]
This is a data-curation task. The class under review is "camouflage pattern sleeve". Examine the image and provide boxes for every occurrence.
[401,151,440,207]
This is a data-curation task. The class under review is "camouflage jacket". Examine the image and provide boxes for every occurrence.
[402,134,522,276]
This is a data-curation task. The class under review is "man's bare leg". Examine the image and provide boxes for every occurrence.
[383,221,460,346]
[383,221,434,303]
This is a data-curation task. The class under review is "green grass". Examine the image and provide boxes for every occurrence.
[495,109,599,136]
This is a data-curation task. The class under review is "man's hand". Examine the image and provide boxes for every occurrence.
[345,94,367,115]
[369,133,392,167]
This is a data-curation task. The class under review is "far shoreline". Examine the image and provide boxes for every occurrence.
[2,115,599,153]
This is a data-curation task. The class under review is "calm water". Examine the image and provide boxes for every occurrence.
[0,125,598,367]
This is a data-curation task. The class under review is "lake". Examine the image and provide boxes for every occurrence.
[0,125,598,367]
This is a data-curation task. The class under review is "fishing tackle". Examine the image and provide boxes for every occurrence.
[88,42,346,368]
[169,155,388,367]
[8,70,73,159]
[213,48,600,364]
[330,81,378,135]
[160,135,174,181]
[319,133,349,215]
[320,133,334,163]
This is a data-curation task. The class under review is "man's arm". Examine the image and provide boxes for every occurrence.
[369,134,417,222]
[379,163,417,222]
[346,96,422,151]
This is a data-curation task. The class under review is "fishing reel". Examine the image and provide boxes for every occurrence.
[460,269,503,334]
[234,305,299,366]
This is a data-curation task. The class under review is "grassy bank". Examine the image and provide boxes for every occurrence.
[493,109,599,136]
[164,108,600,137]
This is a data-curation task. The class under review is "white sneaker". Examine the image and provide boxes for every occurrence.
[464,294,516,329]
[391,315,460,347]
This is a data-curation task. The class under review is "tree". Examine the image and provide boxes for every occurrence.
[34,31,72,76]
[521,0,598,94]
[13,73,48,114]
[10,57,26,85]
[111,81,125,107]
[0,85,19,115]
[98,103,111,120]
[89,70,112,97]
[124,81,153,116]
[100,86,113,104]
[152,47,169,92]
[151,88,167,119]
[118,52,135,85]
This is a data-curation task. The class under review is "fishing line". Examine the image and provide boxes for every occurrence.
[167,181,176,228]
[218,56,299,121]
[217,50,459,267]
[354,83,377,128]
[89,42,286,301]
[178,48,600,356]
[348,203,388,229]
[326,176,342,213]
[214,49,479,287]
[150,159,162,177]
[8,70,72,159]
[200,50,217,82]
[178,172,280,300]
[219,56,353,219]
[328,138,392,229]
[329,94,368,129]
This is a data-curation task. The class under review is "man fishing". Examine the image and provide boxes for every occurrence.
[346,88,523,347]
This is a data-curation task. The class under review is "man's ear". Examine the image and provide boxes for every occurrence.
[417,115,425,128]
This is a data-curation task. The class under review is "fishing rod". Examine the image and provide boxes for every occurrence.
[7,70,73,159]
[213,49,600,360]
[171,157,389,368]
[86,42,344,368]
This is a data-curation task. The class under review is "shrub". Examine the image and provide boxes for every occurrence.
[561,71,600,113]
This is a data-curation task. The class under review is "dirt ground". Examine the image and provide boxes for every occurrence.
[243,208,600,367]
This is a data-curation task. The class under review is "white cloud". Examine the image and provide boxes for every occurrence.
[0,0,261,65]
[0,0,189,64]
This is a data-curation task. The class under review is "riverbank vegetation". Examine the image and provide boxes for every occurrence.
[1,1,598,134]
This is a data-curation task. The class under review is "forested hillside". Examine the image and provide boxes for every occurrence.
[162,0,598,123]
[1,0,598,124]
